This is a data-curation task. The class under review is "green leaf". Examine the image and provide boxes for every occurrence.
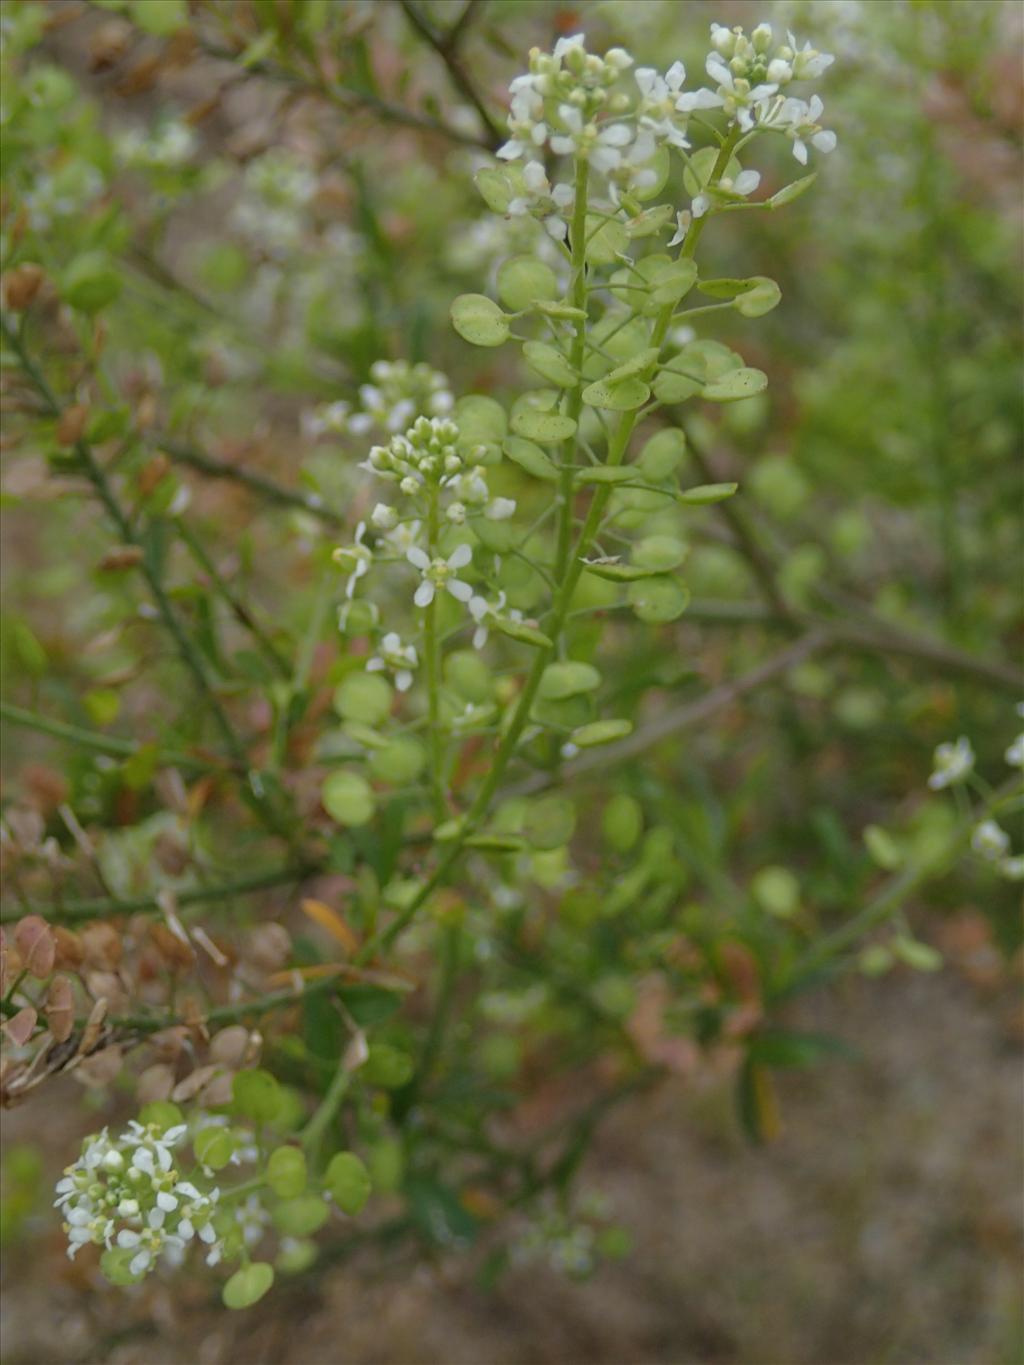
[524,795,576,850]
[580,556,652,581]
[538,661,601,700]
[321,771,375,827]
[891,936,943,972]
[574,467,636,485]
[194,1126,236,1171]
[223,1262,275,1310]
[864,824,903,871]
[368,737,426,784]
[751,865,800,917]
[62,252,121,315]
[326,1151,371,1215]
[767,173,817,209]
[581,377,651,411]
[130,0,187,35]
[496,256,560,311]
[266,1146,308,1198]
[603,348,660,384]
[139,1101,183,1132]
[652,357,705,405]
[735,276,782,318]
[701,369,767,402]
[510,409,578,444]
[475,164,525,214]
[627,577,690,623]
[490,615,552,648]
[584,216,628,265]
[572,719,633,748]
[683,146,742,196]
[271,1195,329,1237]
[522,340,577,388]
[502,436,559,480]
[638,428,687,480]
[333,672,392,725]
[464,832,527,852]
[634,535,687,572]
[602,793,643,851]
[232,1069,283,1123]
[676,482,738,505]
[450,294,510,348]
[453,395,507,449]
[362,1042,414,1088]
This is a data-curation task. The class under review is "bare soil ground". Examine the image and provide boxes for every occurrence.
[2,970,1021,1365]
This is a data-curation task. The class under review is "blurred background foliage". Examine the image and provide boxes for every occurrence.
[0,0,1021,1361]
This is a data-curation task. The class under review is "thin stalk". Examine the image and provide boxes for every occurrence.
[424,488,446,819]
[359,136,746,960]
[176,519,290,678]
[0,700,215,773]
[300,1055,352,1159]
[555,157,591,582]
[0,863,313,926]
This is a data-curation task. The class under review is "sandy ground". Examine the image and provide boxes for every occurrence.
[1,969,1021,1365]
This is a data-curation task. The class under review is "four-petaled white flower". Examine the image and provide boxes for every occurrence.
[928,736,975,790]
[367,632,419,691]
[550,106,633,172]
[333,521,373,599]
[635,62,691,148]
[468,590,525,649]
[971,819,1009,861]
[407,543,474,607]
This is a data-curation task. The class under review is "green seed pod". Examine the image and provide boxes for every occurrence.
[326,1151,371,1215]
[266,1146,308,1199]
[333,672,392,725]
[369,737,426,784]
[321,771,376,826]
[602,794,644,852]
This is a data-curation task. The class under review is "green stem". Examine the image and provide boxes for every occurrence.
[176,519,290,679]
[554,157,591,584]
[358,131,746,960]
[0,862,313,926]
[424,488,446,820]
[0,700,215,773]
[300,1054,352,1158]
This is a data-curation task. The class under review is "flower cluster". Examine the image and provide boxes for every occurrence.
[307,361,455,439]
[492,24,835,245]
[928,710,1023,881]
[55,1121,220,1277]
[682,23,837,163]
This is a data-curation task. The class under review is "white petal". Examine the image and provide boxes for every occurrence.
[448,543,472,570]
[414,581,435,608]
[812,130,836,153]
[599,123,633,147]
[395,671,412,692]
[734,170,761,195]
[117,1230,142,1249]
[792,138,808,165]
[447,579,474,603]
[157,1191,178,1212]
[406,546,430,570]
[129,1250,151,1276]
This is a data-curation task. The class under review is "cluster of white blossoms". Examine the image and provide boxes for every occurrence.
[55,1121,221,1277]
[306,361,455,439]
[493,23,836,242]
[928,709,1024,882]
[115,118,195,170]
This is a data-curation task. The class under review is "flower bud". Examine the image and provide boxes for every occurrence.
[446,502,467,524]
[371,502,397,529]
[752,23,773,52]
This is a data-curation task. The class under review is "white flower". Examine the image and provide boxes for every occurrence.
[1000,854,1024,881]
[407,543,473,607]
[971,819,1010,861]
[507,160,574,241]
[765,94,836,164]
[550,105,633,173]
[635,62,690,148]
[468,590,525,649]
[1005,734,1024,769]
[333,521,373,599]
[667,209,692,248]
[928,736,975,790]
[367,632,419,692]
